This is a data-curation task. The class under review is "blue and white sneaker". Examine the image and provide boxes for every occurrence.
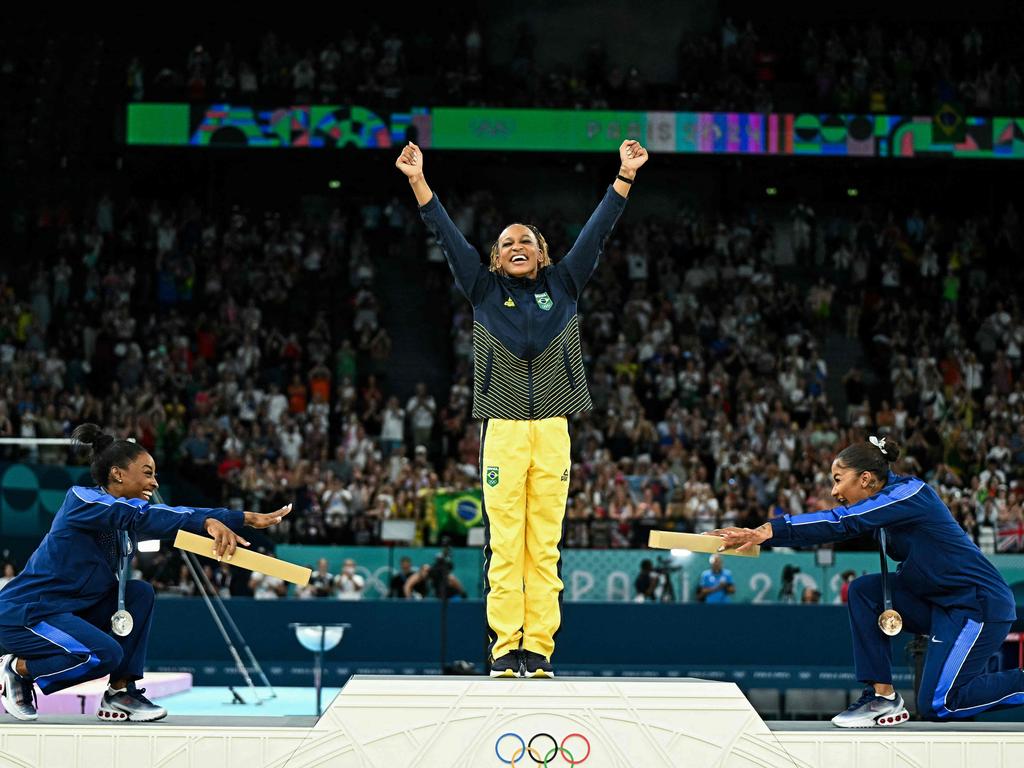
[831,688,909,728]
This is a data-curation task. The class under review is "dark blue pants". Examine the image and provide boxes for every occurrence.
[0,580,155,695]
[848,574,1024,719]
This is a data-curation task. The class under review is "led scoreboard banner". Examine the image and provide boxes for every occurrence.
[127,103,1024,159]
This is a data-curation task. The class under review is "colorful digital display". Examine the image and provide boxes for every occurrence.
[126,104,1024,159]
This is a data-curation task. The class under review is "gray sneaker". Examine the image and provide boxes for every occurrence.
[831,687,909,728]
[0,654,37,721]
[97,685,167,722]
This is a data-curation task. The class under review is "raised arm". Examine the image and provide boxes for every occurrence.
[557,139,648,298]
[396,141,487,303]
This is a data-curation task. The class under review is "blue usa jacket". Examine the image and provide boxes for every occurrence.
[768,472,1017,622]
[0,486,243,627]
[420,185,627,420]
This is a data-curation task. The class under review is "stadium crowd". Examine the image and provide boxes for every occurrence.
[1,19,1024,609]
[116,18,1023,114]
[1,178,1023,570]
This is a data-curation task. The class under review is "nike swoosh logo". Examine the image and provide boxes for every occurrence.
[930,637,943,643]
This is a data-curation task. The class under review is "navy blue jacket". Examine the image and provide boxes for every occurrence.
[420,185,627,420]
[0,486,243,626]
[769,472,1017,622]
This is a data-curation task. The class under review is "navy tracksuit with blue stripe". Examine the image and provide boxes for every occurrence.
[0,487,242,694]
[769,472,1024,720]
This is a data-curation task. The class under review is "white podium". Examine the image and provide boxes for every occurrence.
[3,676,1023,767]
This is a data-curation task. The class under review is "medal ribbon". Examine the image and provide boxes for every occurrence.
[878,528,894,615]
[117,531,131,614]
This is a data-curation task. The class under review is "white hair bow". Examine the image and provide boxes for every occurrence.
[869,435,888,455]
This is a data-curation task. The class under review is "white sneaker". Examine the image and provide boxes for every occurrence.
[96,685,167,722]
[0,654,37,721]
[831,688,909,728]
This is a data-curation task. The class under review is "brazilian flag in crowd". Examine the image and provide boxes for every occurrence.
[432,490,484,534]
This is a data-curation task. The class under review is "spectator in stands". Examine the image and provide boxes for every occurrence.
[301,557,337,599]
[402,561,467,600]
[634,559,657,602]
[388,556,419,598]
[336,558,365,600]
[0,563,16,591]
[696,554,735,603]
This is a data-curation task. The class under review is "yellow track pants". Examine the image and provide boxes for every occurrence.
[480,416,571,662]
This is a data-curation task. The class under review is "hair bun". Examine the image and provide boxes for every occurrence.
[94,434,116,453]
[71,423,114,453]
[869,435,902,463]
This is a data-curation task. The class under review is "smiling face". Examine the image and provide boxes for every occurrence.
[109,451,160,502]
[494,224,544,279]
[830,459,881,506]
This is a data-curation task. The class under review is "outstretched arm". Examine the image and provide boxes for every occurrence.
[558,139,648,298]
[397,141,487,303]
[710,477,931,551]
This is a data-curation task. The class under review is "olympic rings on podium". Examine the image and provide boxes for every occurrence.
[494,732,591,765]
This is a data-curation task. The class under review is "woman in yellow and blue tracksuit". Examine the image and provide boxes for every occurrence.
[396,139,648,677]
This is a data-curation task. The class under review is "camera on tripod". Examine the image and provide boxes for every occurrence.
[779,564,801,602]
[654,555,682,574]
[430,545,454,595]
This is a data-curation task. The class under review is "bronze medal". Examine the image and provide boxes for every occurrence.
[878,608,903,636]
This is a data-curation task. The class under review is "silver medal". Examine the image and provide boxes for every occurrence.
[111,609,134,637]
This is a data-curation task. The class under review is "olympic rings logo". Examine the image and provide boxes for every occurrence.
[494,733,591,766]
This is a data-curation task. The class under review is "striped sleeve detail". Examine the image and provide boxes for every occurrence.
[789,477,926,528]
[471,317,593,420]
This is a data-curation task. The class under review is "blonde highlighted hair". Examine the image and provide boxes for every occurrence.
[489,223,551,273]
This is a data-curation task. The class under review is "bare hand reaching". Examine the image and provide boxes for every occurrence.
[244,503,293,529]
[706,525,771,553]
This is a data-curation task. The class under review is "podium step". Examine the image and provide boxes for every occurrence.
[2,675,1023,767]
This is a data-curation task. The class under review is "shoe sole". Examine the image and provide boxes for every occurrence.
[489,669,520,678]
[523,670,555,678]
[1,685,38,721]
[97,706,167,722]
[832,708,909,728]
[0,700,37,721]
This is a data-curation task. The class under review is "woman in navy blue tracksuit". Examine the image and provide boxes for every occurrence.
[0,423,290,721]
[714,437,1023,727]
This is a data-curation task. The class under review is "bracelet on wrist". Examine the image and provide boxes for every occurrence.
[616,173,633,185]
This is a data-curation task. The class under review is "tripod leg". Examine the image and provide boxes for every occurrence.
[193,555,277,698]
[184,552,262,704]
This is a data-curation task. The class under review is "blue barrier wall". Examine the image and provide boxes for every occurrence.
[278,545,1024,604]
[149,598,935,689]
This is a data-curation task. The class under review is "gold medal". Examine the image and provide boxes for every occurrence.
[111,609,134,637]
[878,608,903,636]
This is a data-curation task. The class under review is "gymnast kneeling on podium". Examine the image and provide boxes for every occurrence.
[713,437,1024,728]
[0,423,289,722]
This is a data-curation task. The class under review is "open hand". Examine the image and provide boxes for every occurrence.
[619,139,649,172]
[244,503,293,529]
[706,526,770,553]
[395,141,424,179]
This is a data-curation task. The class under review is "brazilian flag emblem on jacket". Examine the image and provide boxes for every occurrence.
[486,466,499,487]
[534,292,553,311]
